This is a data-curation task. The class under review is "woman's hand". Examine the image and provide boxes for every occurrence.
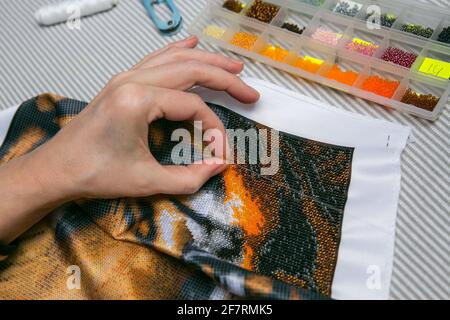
[0,36,260,244]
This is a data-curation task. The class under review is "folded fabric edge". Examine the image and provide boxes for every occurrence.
[0,105,19,149]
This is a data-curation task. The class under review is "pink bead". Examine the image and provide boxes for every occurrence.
[312,27,342,46]
[345,40,379,56]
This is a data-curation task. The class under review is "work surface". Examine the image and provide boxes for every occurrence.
[0,0,448,299]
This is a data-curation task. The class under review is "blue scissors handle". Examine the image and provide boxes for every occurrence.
[142,0,182,34]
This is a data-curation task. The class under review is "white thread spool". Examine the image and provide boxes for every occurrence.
[35,0,119,26]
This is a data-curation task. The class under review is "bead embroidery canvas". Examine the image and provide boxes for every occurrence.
[0,78,410,299]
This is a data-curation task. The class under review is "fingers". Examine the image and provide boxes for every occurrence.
[132,87,231,196]
[132,36,199,70]
[136,47,244,74]
[147,88,229,159]
[152,160,227,195]
[129,61,260,104]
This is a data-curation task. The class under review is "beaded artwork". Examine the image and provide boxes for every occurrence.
[0,94,354,299]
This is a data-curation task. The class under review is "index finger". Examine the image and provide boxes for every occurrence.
[130,61,260,104]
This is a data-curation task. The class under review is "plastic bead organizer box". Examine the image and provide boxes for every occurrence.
[188,0,450,121]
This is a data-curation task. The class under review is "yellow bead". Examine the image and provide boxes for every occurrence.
[203,25,226,39]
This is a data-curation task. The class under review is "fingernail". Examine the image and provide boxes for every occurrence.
[175,36,195,44]
[229,57,243,65]
[212,162,228,175]
[248,85,260,96]
[184,35,197,42]
[203,158,227,174]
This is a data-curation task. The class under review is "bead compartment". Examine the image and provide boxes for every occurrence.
[373,32,425,69]
[391,8,441,40]
[293,41,334,74]
[320,57,363,87]
[272,6,315,36]
[201,14,235,40]
[357,67,402,98]
[432,18,450,45]
[394,77,446,112]
[414,47,450,80]
[343,26,385,57]
[301,0,326,7]
[304,13,349,47]
[245,0,280,24]
[222,0,247,14]
[256,31,298,62]
[329,0,364,18]
[228,25,263,50]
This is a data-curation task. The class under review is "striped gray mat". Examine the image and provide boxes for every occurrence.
[0,0,448,300]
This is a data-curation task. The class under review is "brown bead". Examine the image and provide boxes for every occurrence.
[401,88,440,111]
[245,0,280,23]
[223,0,245,14]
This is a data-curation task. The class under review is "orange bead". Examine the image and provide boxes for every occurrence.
[260,45,289,62]
[325,65,359,86]
[361,75,399,98]
[229,32,259,50]
[293,57,322,73]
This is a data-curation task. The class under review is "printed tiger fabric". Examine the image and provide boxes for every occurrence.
[0,94,354,300]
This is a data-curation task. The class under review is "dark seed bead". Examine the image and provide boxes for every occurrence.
[401,23,434,38]
[365,13,397,28]
[303,0,325,6]
[246,0,280,23]
[437,26,450,44]
[281,22,305,35]
[333,0,360,17]
[223,0,245,13]
[401,88,440,111]
[381,14,397,28]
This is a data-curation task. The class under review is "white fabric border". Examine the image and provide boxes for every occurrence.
[193,77,411,300]
[0,104,19,148]
[0,78,410,299]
